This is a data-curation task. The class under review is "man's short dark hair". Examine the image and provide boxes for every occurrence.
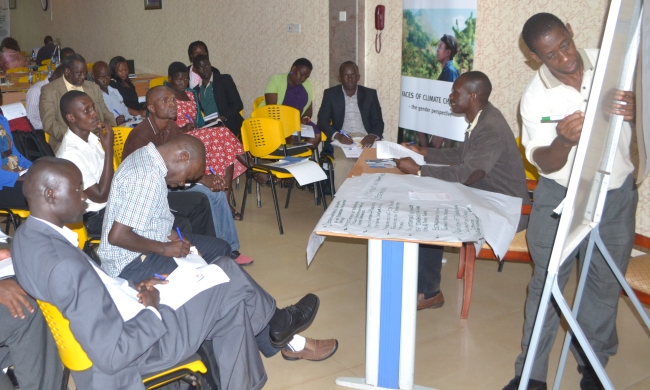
[339,61,358,74]
[522,13,568,53]
[188,41,209,61]
[62,53,86,70]
[168,61,188,78]
[459,71,492,103]
[44,36,53,45]
[440,34,459,59]
[192,54,210,67]
[59,90,88,124]
[60,47,75,59]
[292,58,313,70]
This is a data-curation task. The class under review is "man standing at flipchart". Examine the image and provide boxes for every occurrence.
[503,13,637,390]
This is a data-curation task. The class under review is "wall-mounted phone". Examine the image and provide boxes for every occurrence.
[375,5,385,53]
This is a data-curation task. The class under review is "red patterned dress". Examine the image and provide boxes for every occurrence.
[175,91,246,178]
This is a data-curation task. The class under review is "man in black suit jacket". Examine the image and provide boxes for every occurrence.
[192,54,244,137]
[317,61,384,190]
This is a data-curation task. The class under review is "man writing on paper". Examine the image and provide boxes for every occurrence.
[11,157,324,389]
[503,14,637,390]
[318,61,384,191]
[395,71,530,310]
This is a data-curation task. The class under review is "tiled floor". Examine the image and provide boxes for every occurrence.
[235,183,650,390]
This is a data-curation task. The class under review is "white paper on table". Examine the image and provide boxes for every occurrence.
[332,137,364,158]
[0,258,14,278]
[306,173,521,264]
[409,191,451,201]
[156,264,230,310]
[375,141,426,165]
[0,103,27,120]
[265,159,326,186]
[293,124,315,138]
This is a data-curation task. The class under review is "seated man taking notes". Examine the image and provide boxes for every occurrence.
[12,157,325,389]
[318,61,384,191]
[395,71,530,310]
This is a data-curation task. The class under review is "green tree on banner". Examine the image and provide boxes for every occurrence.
[401,10,439,79]
[452,13,475,73]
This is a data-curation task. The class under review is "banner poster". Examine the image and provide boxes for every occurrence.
[0,0,8,44]
[399,0,476,144]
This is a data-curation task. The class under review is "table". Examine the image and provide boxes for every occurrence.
[316,153,460,390]
[130,73,163,97]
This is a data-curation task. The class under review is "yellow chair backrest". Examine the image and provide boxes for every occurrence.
[113,126,134,167]
[42,59,51,65]
[66,221,88,250]
[17,76,28,83]
[149,76,168,88]
[515,137,539,181]
[86,62,94,73]
[38,65,48,72]
[252,96,265,111]
[36,301,93,371]
[251,105,301,138]
[7,67,28,74]
[241,117,286,157]
[44,132,50,143]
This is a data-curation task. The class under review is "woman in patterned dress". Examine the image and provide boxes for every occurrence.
[167,62,247,219]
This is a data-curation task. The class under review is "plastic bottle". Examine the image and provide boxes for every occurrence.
[28,68,33,85]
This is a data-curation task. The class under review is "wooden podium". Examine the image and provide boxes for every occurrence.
[315,149,459,389]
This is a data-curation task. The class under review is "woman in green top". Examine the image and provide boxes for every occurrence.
[262,58,320,149]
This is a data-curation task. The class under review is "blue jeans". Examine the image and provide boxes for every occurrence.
[185,184,240,251]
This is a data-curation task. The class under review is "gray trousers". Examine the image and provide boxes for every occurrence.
[514,175,637,381]
[0,288,64,390]
[333,132,368,191]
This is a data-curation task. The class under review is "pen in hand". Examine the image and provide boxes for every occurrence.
[175,227,183,242]
[339,129,353,140]
[185,114,194,124]
[154,273,166,280]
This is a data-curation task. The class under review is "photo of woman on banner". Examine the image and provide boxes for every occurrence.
[416,33,460,149]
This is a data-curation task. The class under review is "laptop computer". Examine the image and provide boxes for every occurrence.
[126,59,136,78]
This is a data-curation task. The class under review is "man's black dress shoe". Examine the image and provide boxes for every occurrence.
[503,376,547,390]
[270,293,320,348]
[578,366,605,390]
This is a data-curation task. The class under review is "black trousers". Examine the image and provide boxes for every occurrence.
[0,182,29,210]
[417,244,444,298]
[168,191,215,237]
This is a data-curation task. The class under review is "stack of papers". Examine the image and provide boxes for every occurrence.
[202,112,220,122]
[0,103,27,120]
[331,137,364,158]
[375,141,426,165]
[265,157,327,185]
[365,159,397,168]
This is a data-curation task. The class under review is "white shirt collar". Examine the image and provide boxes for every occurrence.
[63,129,100,152]
[31,217,79,247]
[466,110,483,135]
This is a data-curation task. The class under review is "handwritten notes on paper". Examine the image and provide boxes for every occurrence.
[307,173,522,264]
[375,141,426,165]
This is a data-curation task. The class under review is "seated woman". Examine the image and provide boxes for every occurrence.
[187,40,209,89]
[167,62,247,219]
[261,58,320,149]
[0,113,32,211]
[0,38,28,72]
[108,56,146,117]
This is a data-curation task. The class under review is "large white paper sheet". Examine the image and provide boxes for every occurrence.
[265,158,326,185]
[307,173,521,264]
[331,137,364,158]
[0,257,14,278]
[0,103,26,120]
[156,264,230,310]
[375,141,426,165]
[174,246,208,268]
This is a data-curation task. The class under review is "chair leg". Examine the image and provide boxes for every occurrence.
[457,243,467,279]
[240,174,251,220]
[269,174,284,235]
[329,163,335,199]
[60,367,70,390]
[285,180,293,208]
[318,181,327,210]
[497,259,504,272]
[256,181,262,208]
[461,243,476,319]
[235,176,240,191]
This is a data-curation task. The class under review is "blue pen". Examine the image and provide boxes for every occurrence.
[175,227,183,241]
[113,109,121,117]
[339,129,353,140]
[154,273,166,280]
[409,141,416,145]
[185,114,194,124]
[209,167,216,175]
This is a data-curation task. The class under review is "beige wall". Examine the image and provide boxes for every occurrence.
[9,0,649,235]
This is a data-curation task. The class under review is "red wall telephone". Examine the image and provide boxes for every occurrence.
[375,5,385,30]
[375,5,385,53]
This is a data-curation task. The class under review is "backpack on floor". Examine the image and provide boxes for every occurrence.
[11,130,55,162]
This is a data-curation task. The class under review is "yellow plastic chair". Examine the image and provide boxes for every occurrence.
[0,209,30,232]
[36,301,208,389]
[42,59,51,65]
[66,222,101,264]
[6,67,28,74]
[38,65,49,72]
[86,62,94,73]
[252,96,265,111]
[149,76,168,88]
[17,76,28,83]
[44,132,50,143]
[251,105,312,159]
[113,126,134,168]
[240,117,327,234]
[516,137,540,181]
[320,132,335,198]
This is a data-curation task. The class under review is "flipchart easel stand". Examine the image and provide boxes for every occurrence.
[519,1,650,389]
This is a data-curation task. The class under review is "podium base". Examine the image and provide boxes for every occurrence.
[335,377,437,390]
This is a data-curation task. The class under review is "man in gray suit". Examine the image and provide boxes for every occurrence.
[39,53,116,152]
[12,157,321,390]
[396,71,530,310]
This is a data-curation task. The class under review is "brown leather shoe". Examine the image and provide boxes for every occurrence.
[417,291,444,310]
[281,338,338,361]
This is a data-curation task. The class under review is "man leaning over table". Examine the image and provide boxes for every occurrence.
[39,53,116,152]
[502,14,637,390]
[318,61,384,192]
[395,71,530,311]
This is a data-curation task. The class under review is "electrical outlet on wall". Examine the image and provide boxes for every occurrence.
[286,23,301,33]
